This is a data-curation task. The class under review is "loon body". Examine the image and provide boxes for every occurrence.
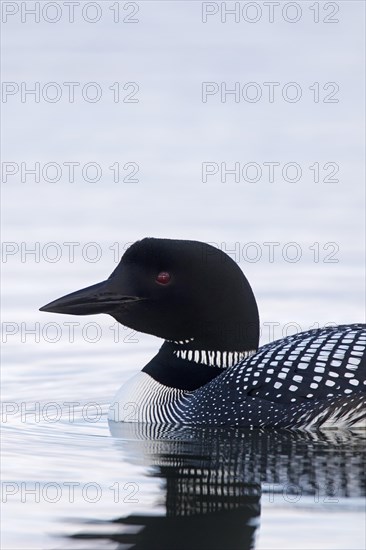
[40,238,366,429]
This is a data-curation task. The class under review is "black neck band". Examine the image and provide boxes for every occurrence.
[142,346,225,391]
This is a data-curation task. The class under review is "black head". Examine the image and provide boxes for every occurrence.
[40,238,259,352]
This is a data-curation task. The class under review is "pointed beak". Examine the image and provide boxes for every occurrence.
[39,280,143,315]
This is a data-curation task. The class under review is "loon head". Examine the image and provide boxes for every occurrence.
[40,238,259,354]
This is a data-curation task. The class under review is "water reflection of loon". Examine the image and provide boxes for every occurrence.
[41,238,365,429]
[67,426,365,550]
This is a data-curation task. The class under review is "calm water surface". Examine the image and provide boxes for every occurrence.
[2,400,366,550]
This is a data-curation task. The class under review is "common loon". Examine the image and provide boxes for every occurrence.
[40,238,366,429]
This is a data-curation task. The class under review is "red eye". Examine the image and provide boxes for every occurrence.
[156,271,171,285]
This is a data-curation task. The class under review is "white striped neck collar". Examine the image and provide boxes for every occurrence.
[163,340,257,369]
[142,343,257,391]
